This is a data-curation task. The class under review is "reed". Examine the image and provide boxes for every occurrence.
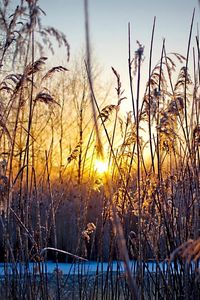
[0,0,199,299]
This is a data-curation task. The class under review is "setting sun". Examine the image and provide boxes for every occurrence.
[0,0,198,298]
[94,159,109,174]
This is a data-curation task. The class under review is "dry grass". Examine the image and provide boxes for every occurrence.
[0,0,199,299]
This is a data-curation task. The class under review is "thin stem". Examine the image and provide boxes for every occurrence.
[148,17,156,173]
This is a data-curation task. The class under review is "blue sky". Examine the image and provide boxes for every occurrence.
[38,0,198,60]
[37,0,199,111]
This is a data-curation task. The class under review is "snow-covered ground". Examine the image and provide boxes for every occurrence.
[0,260,179,276]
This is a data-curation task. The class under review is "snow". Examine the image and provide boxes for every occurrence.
[0,260,197,276]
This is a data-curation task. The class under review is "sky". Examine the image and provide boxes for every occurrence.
[24,0,200,111]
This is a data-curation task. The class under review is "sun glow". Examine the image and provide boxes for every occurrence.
[94,159,109,174]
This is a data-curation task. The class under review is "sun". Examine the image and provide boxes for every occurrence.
[94,159,109,174]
